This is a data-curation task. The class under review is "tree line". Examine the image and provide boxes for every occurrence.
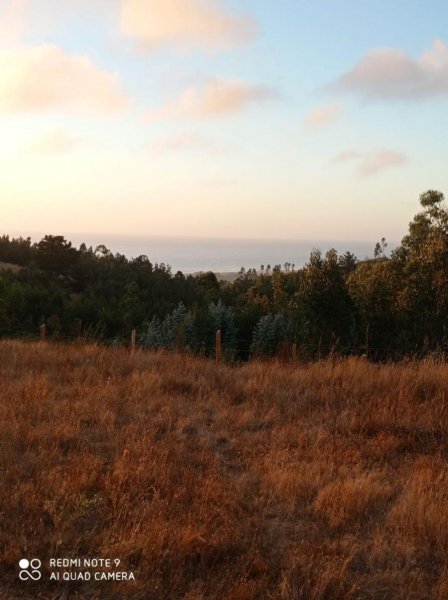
[0,190,447,360]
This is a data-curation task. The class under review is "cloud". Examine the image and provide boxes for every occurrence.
[332,39,448,100]
[332,150,362,163]
[146,131,221,156]
[26,127,81,155]
[147,80,275,121]
[332,149,407,177]
[358,149,407,176]
[0,0,27,47]
[120,0,257,52]
[0,44,129,114]
[304,104,341,129]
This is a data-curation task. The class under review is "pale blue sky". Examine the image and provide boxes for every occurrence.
[0,0,447,242]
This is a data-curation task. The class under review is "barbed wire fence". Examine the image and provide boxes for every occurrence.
[0,320,439,364]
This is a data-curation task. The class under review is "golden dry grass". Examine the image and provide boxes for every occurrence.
[1,341,448,599]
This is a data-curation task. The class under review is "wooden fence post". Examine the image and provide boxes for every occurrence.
[365,324,370,359]
[40,324,46,341]
[215,330,222,362]
[292,343,297,362]
[131,329,136,354]
[74,318,82,338]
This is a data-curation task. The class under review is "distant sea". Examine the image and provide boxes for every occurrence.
[55,235,386,274]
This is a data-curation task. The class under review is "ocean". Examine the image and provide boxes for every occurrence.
[61,235,383,274]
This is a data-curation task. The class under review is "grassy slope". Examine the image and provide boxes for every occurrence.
[1,341,448,599]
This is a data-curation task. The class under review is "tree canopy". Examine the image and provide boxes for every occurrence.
[0,190,447,359]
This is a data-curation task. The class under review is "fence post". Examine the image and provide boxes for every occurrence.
[292,343,297,362]
[40,324,46,342]
[131,329,136,354]
[74,318,82,338]
[215,330,222,362]
[365,324,370,359]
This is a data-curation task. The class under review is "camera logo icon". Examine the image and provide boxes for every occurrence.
[19,558,42,581]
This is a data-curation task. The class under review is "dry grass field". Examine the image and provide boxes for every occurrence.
[1,341,448,599]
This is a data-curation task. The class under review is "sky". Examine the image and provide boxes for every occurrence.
[1,0,447,243]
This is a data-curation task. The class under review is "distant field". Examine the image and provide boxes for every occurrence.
[193,271,240,283]
[1,342,448,599]
[0,261,21,273]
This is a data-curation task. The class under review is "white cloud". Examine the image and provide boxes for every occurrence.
[332,150,363,163]
[358,149,407,176]
[304,104,341,129]
[147,79,275,121]
[0,44,129,114]
[332,149,407,177]
[0,0,26,47]
[332,39,448,100]
[120,0,257,52]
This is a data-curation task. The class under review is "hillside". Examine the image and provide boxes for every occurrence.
[1,341,448,599]
[1,192,448,360]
